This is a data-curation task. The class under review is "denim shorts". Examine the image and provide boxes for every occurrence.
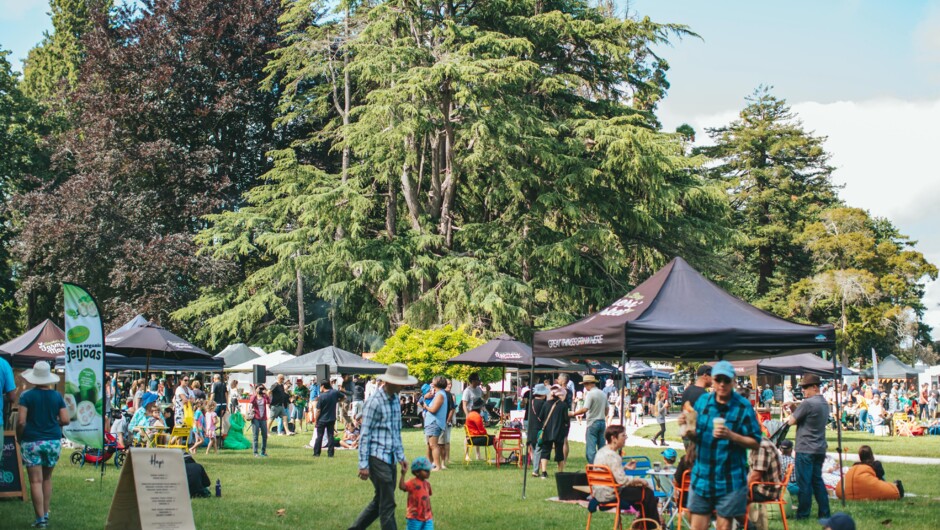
[21,439,62,468]
[424,422,443,438]
[688,486,747,518]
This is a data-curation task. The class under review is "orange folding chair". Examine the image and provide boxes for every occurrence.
[585,464,623,530]
[675,470,692,530]
[743,463,793,530]
[494,428,523,469]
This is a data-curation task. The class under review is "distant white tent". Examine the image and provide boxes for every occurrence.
[109,314,150,336]
[214,343,260,367]
[225,351,295,373]
[249,346,267,356]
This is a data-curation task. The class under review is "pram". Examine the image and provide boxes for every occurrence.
[69,431,128,469]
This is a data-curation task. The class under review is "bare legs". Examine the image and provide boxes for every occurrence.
[26,466,55,519]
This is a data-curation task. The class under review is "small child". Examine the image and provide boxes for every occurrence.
[204,403,219,454]
[189,400,205,455]
[661,447,677,469]
[339,421,360,449]
[399,457,434,530]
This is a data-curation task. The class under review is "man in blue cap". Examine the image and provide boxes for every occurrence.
[678,360,761,530]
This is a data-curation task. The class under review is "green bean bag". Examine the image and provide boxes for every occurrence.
[223,410,252,450]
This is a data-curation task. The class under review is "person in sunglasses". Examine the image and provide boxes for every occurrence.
[678,360,761,530]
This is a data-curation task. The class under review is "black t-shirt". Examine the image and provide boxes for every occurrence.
[353,384,365,402]
[270,383,290,407]
[681,385,707,410]
[317,389,342,423]
[211,381,226,405]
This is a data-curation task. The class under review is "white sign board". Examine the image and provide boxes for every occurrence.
[106,449,196,530]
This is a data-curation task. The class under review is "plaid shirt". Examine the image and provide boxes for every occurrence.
[780,454,797,484]
[748,438,783,499]
[691,391,761,498]
[358,386,405,470]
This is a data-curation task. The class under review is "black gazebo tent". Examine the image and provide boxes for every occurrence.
[715,352,843,378]
[524,257,837,498]
[0,319,65,368]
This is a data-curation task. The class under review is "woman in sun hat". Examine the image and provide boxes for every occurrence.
[17,361,70,528]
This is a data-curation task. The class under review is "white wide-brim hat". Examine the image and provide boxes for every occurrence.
[377,363,417,386]
[23,360,60,386]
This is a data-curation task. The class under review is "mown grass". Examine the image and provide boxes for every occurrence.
[0,426,937,529]
[634,421,940,458]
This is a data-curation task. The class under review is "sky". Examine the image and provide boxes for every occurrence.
[2,1,939,335]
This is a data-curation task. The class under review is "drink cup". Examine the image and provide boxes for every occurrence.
[653,462,662,472]
[712,417,726,432]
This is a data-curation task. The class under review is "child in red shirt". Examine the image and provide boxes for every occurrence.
[399,456,434,530]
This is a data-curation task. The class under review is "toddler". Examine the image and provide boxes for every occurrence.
[399,457,434,530]
[189,400,205,454]
[204,403,219,454]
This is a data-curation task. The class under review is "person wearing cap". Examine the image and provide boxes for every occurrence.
[16,361,70,529]
[778,439,799,496]
[678,360,760,530]
[526,383,550,477]
[569,374,607,464]
[819,512,855,530]
[746,434,784,528]
[681,365,712,414]
[786,373,831,521]
[465,397,495,462]
[350,363,417,530]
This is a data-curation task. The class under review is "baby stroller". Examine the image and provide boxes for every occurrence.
[70,431,128,469]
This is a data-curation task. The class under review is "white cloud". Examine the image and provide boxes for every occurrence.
[674,97,940,332]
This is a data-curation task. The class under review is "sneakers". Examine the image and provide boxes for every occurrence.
[260,453,268,458]
[540,471,547,479]
[31,517,47,528]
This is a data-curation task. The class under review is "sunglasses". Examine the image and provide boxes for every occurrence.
[714,375,732,385]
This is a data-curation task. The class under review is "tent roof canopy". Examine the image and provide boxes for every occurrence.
[534,257,835,361]
[56,353,222,372]
[106,323,210,359]
[860,354,918,379]
[225,351,296,373]
[214,343,261,367]
[268,346,388,376]
[0,319,65,368]
[710,353,842,377]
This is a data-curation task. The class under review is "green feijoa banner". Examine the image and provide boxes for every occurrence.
[63,283,105,449]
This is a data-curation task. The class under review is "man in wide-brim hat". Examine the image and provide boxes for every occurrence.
[786,373,831,521]
[569,374,608,464]
[350,363,417,530]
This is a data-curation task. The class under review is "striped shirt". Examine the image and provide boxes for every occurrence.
[691,391,761,498]
[358,386,405,470]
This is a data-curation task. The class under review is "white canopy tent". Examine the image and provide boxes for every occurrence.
[225,351,298,390]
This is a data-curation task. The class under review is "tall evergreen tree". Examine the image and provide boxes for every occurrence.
[700,86,840,309]
[12,0,284,330]
[175,0,734,351]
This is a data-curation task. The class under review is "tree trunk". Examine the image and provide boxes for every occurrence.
[295,255,305,356]
[401,136,422,231]
[438,85,456,248]
[386,169,397,240]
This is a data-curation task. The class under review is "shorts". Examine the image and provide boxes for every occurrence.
[438,425,451,444]
[540,438,564,462]
[21,439,62,468]
[351,400,364,419]
[406,518,434,530]
[688,486,747,518]
[424,422,443,438]
[271,405,287,419]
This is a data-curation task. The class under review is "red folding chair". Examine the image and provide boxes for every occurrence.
[494,428,523,469]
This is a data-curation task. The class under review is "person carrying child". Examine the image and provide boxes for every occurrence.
[399,456,434,530]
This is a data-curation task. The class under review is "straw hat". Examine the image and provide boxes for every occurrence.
[377,363,417,386]
[23,361,60,386]
[582,375,598,385]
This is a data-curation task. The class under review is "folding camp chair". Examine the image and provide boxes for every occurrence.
[585,464,624,530]
[157,426,191,450]
[494,428,523,469]
[893,413,915,437]
[744,463,793,530]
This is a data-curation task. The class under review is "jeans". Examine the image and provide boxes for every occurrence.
[585,420,605,464]
[251,418,268,455]
[314,421,335,457]
[795,453,829,519]
[349,456,398,530]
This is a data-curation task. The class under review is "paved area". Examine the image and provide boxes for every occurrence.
[566,416,940,465]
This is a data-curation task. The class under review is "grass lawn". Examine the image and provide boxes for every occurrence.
[0,426,937,529]
[634,421,940,458]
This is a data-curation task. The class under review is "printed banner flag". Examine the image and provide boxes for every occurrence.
[63,283,105,449]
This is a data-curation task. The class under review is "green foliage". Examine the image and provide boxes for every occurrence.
[373,325,500,384]
[788,207,937,365]
[700,86,840,308]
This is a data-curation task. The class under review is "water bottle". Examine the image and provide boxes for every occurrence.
[215,479,222,497]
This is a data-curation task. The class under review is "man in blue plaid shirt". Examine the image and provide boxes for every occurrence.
[679,360,761,530]
[350,363,418,530]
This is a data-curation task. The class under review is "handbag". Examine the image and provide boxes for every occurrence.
[537,401,560,445]
[183,401,195,427]
[245,401,256,421]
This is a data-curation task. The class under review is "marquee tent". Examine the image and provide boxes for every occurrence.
[447,337,586,370]
[0,319,66,368]
[214,343,261,368]
[56,352,222,372]
[859,354,919,379]
[623,360,671,379]
[109,314,150,336]
[225,351,295,373]
[533,257,836,361]
[107,323,210,360]
[712,353,849,378]
[268,346,388,375]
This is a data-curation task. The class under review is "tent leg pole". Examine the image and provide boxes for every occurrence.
[834,354,845,507]
[620,350,626,425]
[522,356,535,500]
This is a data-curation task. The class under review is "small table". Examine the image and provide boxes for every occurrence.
[647,468,678,527]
